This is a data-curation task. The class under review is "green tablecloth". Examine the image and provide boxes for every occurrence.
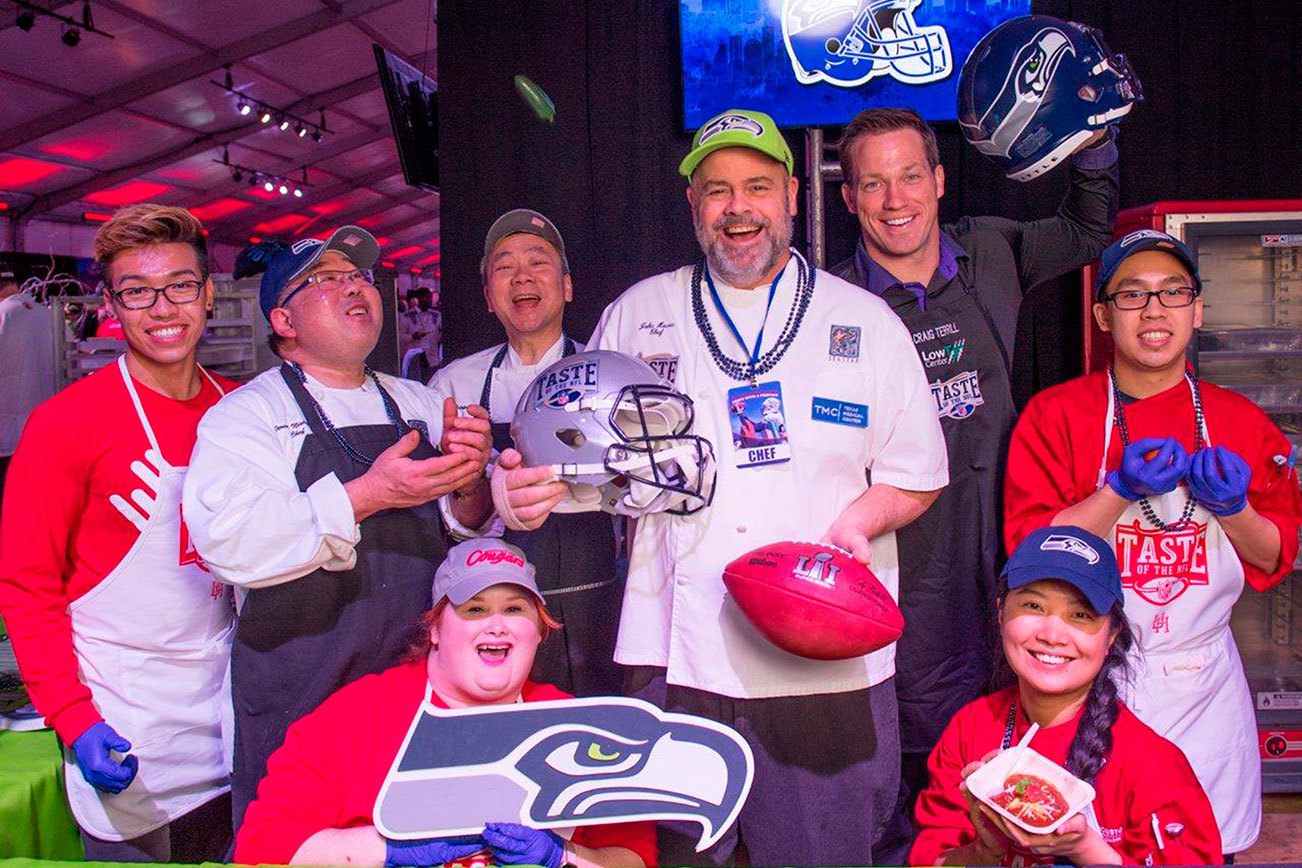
[0,731,84,860]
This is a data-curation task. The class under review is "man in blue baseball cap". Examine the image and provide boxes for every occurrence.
[1006,229,1302,858]
[182,227,497,831]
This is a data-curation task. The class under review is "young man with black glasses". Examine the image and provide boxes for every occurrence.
[181,226,495,833]
[1004,229,1302,859]
[0,204,239,862]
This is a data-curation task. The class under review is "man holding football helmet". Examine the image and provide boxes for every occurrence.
[498,107,948,867]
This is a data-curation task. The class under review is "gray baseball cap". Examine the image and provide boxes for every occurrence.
[433,539,543,606]
[482,208,569,273]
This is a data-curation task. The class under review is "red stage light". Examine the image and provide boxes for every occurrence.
[83,212,114,223]
[0,156,69,188]
[190,197,254,222]
[380,260,396,268]
[85,180,173,207]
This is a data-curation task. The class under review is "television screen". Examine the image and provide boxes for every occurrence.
[680,0,1031,129]
[373,45,439,192]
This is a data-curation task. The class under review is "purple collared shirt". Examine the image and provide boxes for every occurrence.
[854,232,964,312]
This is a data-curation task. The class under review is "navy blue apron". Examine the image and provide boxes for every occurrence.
[482,339,623,697]
[230,364,446,829]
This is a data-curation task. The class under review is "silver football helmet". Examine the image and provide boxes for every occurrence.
[511,350,716,517]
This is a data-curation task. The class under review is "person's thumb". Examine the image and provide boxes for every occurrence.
[384,429,421,459]
[442,396,458,429]
[496,447,523,470]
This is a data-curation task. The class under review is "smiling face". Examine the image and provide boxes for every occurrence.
[483,233,572,346]
[840,128,944,276]
[688,147,798,289]
[270,249,382,369]
[426,584,544,707]
[1001,580,1115,707]
[1094,249,1203,383]
[105,242,213,378]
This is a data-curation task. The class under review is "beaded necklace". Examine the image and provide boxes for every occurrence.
[690,248,815,385]
[290,362,411,467]
[1109,365,1205,531]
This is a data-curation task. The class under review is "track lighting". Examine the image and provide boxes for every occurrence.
[259,110,272,124]
[61,25,80,46]
[16,9,35,30]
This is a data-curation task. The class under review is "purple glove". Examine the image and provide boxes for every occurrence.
[1107,436,1189,501]
[384,835,485,867]
[482,822,565,868]
[1188,445,1251,517]
[71,721,138,794]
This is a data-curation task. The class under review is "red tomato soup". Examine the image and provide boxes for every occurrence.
[990,773,1069,828]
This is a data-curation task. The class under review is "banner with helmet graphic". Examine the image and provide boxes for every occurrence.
[680,0,1030,127]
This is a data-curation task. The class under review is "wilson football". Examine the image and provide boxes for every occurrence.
[722,541,904,660]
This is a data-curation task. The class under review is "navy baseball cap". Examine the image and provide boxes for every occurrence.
[1095,229,1200,300]
[433,539,543,607]
[258,225,380,320]
[1002,526,1123,615]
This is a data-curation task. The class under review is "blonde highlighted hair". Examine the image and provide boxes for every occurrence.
[92,203,209,279]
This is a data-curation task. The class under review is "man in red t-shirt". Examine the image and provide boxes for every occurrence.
[1004,230,1302,856]
[0,204,238,862]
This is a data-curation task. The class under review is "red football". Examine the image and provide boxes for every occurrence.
[722,541,904,660]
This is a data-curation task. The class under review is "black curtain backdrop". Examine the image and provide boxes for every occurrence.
[439,0,1302,405]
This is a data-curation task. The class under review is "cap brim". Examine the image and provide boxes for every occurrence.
[441,571,544,607]
[1003,564,1117,616]
[321,225,381,271]
[679,140,791,179]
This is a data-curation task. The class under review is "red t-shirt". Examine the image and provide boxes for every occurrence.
[235,661,657,867]
[910,686,1221,866]
[1005,371,1301,590]
[0,362,236,743]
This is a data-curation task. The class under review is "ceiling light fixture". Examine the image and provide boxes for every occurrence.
[238,101,251,116]
[61,25,80,46]
[209,74,330,139]
[263,180,274,193]
[11,1,113,41]
[214,151,313,199]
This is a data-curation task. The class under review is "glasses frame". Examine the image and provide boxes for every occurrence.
[1103,285,1200,311]
[110,278,207,311]
[278,267,376,310]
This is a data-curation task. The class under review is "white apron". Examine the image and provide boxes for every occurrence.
[64,356,236,840]
[1097,372,1260,853]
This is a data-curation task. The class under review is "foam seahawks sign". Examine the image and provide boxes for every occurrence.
[374,697,754,852]
[530,358,600,410]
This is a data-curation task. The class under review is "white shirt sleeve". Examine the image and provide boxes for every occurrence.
[182,392,362,589]
[865,311,949,492]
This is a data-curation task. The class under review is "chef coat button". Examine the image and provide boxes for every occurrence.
[1164,823,1183,838]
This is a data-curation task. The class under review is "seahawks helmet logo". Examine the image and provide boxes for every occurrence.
[1040,533,1100,564]
[698,113,764,144]
[962,27,1075,159]
[375,697,754,852]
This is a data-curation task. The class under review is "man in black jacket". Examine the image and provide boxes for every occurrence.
[830,107,1119,862]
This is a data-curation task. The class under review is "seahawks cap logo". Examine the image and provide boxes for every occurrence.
[699,113,763,144]
[1040,534,1100,564]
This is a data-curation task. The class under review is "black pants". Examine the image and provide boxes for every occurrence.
[78,791,233,863]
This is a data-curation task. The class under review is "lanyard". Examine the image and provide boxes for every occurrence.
[1001,700,1018,750]
[702,263,786,369]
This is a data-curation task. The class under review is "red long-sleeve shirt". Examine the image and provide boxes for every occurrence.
[235,660,657,867]
[0,364,234,743]
[1005,371,1300,590]
[910,686,1221,866]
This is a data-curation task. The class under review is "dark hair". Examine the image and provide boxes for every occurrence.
[836,107,941,185]
[993,580,1134,787]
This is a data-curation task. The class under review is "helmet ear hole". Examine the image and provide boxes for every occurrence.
[1078,83,1099,102]
[555,428,586,449]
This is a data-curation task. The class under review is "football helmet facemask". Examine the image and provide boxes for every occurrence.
[782,0,952,88]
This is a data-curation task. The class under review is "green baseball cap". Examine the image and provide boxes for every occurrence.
[679,109,794,179]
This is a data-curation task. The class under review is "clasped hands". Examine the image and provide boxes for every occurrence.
[1106,437,1250,517]
[385,823,565,868]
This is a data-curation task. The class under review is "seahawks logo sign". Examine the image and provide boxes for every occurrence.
[374,697,754,851]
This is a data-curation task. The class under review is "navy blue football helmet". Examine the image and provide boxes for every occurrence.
[782,0,952,87]
[957,15,1142,181]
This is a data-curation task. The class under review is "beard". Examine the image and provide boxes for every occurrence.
[695,210,794,288]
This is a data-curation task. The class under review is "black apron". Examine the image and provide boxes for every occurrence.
[886,260,1016,755]
[481,339,623,697]
[230,365,447,829]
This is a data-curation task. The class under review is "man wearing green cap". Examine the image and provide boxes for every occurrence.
[579,108,949,866]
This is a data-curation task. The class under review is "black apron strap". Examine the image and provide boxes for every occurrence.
[279,363,330,438]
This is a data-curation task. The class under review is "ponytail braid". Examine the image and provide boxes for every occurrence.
[1063,605,1134,786]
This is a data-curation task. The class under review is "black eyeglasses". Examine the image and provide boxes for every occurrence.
[1104,286,1199,310]
[111,279,205,310]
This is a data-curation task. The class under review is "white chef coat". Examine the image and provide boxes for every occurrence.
[182,366,486,597]
[588,256,948,698]
[0,291,56,456]
[428,334,578,424]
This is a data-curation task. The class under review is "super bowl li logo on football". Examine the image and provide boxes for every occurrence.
[532,359,600,410]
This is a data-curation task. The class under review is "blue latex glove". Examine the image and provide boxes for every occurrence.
[482,822,565,868]
[71,721,138,794]
[1107,436,1189,501]
[384,835,485,867]
[1188,445,1251,517]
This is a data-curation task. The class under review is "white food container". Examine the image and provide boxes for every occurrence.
[966,746,1096,835]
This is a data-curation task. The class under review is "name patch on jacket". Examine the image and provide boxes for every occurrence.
[1115,520,1209,605]
[811,397,868,428]
[931,371,984,419]
[532,360,599,409]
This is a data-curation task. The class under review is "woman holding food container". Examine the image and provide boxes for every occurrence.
[910,526,1220,866]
